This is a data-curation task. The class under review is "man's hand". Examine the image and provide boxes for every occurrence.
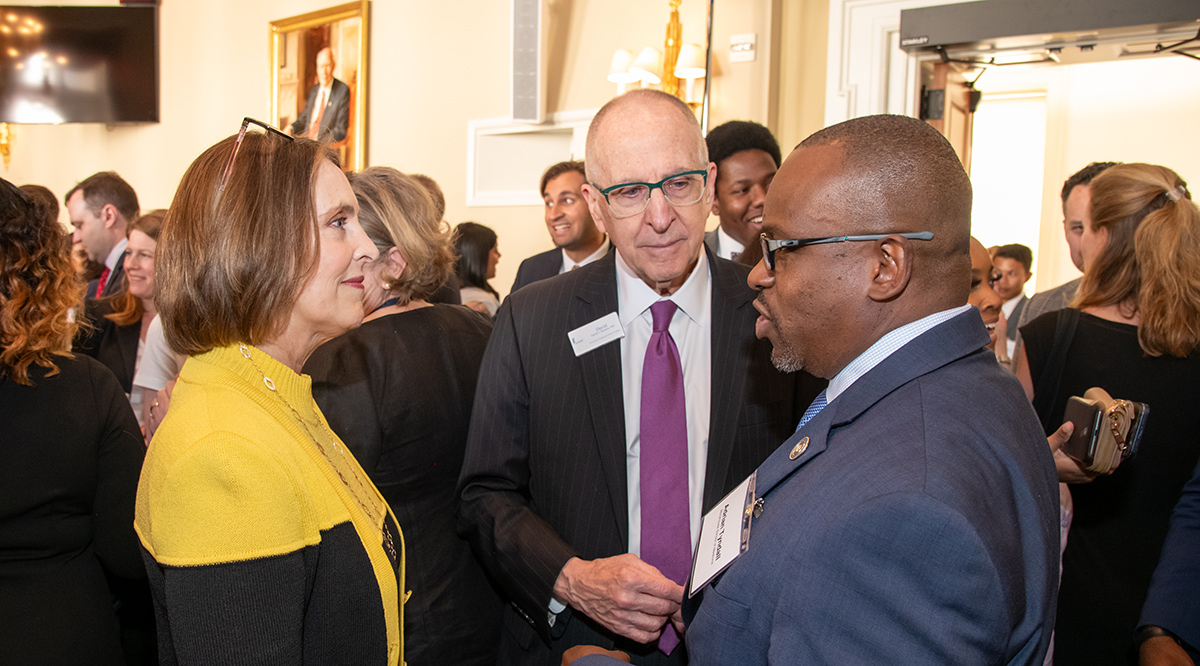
[1140,635,1195,666]
[553,554,684,644]
[561,646,631,665]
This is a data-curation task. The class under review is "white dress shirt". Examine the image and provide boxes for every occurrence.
[104,238,129,273]
[826,304,973,403]
[1001,295,1023,360]
[616,249,712,557]
[714,226,746,261]
[560,235,610,273]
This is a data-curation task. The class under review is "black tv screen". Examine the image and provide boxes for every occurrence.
[0,5,158,123]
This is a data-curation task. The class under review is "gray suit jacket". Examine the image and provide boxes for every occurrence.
[578,310,1060,666]
[457,247,823,665]
[1018,278,1081,331]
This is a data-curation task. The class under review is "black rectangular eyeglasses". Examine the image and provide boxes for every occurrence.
[759,231,935,270]
[218,117,294,193]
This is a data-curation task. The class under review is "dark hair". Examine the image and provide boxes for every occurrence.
[158,133,332,356]
[1061,162,1119,214]
[540,161,587,196]
[453,221,499,299]
[19,184,59,224]
[1,177,82,385]
[993,243,1033,274]
[64,171,139,223]
[106,209,166,327]
[706,120,782,173]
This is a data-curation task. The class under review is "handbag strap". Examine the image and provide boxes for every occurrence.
[1032,308,1081,432]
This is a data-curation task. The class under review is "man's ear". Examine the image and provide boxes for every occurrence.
[101,204,120,230]
[705,161,718,215]
[384,246,407,281]
[866,235,913,302]
[581,183,609,235]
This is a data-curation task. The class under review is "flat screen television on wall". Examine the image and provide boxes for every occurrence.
[0,5,158,124]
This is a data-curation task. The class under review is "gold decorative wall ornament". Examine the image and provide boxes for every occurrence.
[605,1,710,123]
[0,123,11,171]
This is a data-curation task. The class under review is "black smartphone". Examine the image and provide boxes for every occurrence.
[1125,402,1149,459]
[1062,396,1104,466]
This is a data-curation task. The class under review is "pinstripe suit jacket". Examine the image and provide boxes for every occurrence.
[457,247,819,665]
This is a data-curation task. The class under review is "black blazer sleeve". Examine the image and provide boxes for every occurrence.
[456,297,579,641]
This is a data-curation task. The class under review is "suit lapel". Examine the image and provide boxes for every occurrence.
[103,254,126,298]
[115,318,140,387]
[569,254,631,546]
[754,310,991,498]
[703,249,757,509]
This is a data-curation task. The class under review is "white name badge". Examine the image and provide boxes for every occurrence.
[688,471,757,598]
[568,312,625,357]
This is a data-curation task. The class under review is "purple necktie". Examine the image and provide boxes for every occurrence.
[640,300,690,654]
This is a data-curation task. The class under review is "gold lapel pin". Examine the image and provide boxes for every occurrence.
[789,436,810,460]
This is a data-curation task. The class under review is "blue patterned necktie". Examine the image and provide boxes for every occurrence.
[796,389,828,432]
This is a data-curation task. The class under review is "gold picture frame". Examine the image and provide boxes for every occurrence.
[269,1,369,171]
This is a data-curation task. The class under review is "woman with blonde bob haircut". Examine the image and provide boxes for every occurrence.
[1,177,145,665]
[135,123,406,665]
[305,166,501,666]
[1017,163,1200,664]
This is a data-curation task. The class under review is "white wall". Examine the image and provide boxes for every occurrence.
[969,92,1047,297]
[972,56,1200,292]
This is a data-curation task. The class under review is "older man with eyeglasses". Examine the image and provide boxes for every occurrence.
[570,114,1061,666]
[456,89,823,666]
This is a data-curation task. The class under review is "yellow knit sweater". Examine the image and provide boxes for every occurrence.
[135,344,405,665]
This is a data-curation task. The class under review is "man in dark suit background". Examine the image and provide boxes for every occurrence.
[457,89,820,665]
[510,160,610,294]
[290,46,350,143]
[1139,456,1200,664]
[573,114,1060,666]
[702,121,780,262]
[65,171,139,299]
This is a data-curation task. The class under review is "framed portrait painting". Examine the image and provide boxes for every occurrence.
[270,1,368,171]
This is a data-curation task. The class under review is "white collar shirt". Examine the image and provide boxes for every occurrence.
[560,235,610,273]
[104,238,129,273]
[715,225,746,261]
[826,304,973,403]
[616,248,712,557]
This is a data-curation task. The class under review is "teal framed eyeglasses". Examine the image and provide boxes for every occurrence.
[598,169,708,218]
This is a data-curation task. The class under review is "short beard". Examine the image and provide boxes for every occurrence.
[770,345,805,373]
[758,294,805,373]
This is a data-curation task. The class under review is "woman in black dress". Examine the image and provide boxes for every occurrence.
[1016,164,1200,665]
[305,166,501,666]
[0,177,146,665]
